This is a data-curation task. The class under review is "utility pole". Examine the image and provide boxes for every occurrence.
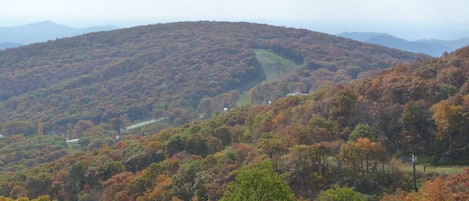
[411,154,418,192]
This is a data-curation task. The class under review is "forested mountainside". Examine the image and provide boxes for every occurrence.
[0,21,425,135]
[0,44,468,200]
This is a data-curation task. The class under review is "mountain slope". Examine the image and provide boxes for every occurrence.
[338,32,469,57]
[0,21,425,134]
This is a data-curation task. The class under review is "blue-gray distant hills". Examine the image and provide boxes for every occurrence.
[0,42,21,50]
[338,32,469,57]
[0,20,117,50]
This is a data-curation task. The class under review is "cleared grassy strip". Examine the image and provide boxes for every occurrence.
[399,164,466,175]
[254,49,303,83]
[236,49,304,105]
[236,92,250,106]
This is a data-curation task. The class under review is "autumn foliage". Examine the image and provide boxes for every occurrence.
[1,23,469,200]
[381,169,469,201]
[0,21,423,134]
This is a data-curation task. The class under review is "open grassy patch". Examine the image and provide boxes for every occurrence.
[399,164,466,175]
[236,49,304,105]
[254,49,304,83]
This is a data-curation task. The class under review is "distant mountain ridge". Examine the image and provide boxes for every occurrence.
[338,32,469,57]
[0,42,21,50]
[0,20,117,49]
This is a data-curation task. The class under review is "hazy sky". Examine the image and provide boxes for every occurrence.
[1,0,468,40]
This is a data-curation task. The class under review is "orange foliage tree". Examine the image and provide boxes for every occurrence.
[381,169,469,201]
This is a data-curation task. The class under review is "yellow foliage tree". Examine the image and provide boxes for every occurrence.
[137,174,172,201]
[431,100,467,154]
